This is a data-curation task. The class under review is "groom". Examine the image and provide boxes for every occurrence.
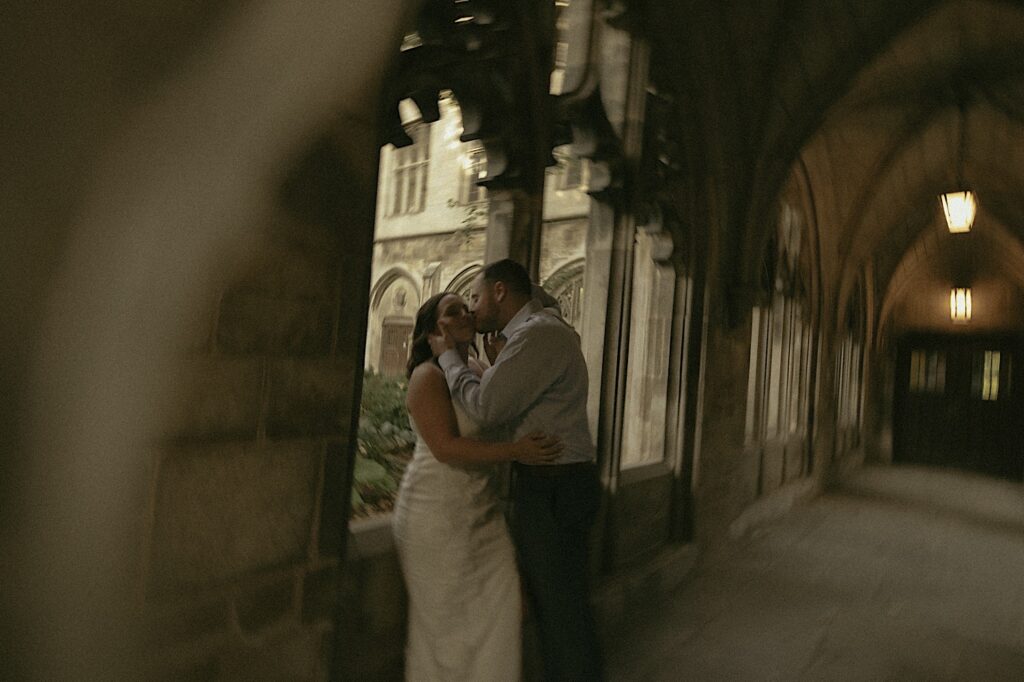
[431,258,603,681]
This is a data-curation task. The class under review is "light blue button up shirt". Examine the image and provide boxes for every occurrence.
[438,299,596,464]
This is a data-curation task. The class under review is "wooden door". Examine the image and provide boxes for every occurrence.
[379,321,413,378]
[894,335,1024,480]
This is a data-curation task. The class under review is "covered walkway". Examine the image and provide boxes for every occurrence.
[607,467,1024,681]
[8,1,1024,677]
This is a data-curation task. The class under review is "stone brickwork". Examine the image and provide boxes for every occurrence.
[149,441,321,590]
[143,181,363,677]
[332,547,408,681]
[691,318,765,546]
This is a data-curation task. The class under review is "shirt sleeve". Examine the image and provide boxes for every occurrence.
[438,322,562,429]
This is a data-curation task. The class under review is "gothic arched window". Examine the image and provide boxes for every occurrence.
[745,200,814,490]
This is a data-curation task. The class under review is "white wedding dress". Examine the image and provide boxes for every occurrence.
[392,402,522,682]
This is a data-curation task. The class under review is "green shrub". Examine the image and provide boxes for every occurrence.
[351,371,415,518]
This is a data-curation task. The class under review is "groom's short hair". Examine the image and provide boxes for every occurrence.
[481,259,532,297]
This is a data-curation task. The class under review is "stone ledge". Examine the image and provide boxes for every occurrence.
[346,514,396,560]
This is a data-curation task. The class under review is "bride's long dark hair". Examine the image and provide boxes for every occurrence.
[406,292,453,378]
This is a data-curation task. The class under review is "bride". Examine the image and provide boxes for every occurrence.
[392,291,562,681]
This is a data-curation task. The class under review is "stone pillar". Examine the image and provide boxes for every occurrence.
[481,0,555,278]
[862,347,895,465]
[581,200,616,442]
[485,187,544,276]
[586,26,650,491]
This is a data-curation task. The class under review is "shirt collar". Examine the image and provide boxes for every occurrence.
[501,298,542,339]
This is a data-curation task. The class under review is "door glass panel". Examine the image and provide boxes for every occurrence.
[909,349,945,393]
[972,350,1002,401]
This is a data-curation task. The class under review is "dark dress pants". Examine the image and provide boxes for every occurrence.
[511,464,603,681]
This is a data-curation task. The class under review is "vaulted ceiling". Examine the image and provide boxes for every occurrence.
[808,0,1024,337]
[648,0,1024,338]
[16,0,1024,343]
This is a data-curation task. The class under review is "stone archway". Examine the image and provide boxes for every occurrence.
[445,263,483,301]
[368,268,421,376]
[542,258,586,330]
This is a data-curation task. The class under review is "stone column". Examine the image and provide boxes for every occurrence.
[481,0,555,278]
[585,25,650,491]
[485,187,544,276]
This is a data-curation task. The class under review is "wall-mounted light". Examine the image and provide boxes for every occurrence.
[950,287,972,323]
[940,190,976,233]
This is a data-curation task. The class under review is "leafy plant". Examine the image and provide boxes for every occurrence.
[351,371,415,518]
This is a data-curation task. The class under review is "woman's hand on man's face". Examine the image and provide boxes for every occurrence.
[428,321,456,358]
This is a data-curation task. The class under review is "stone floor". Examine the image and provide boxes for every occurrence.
[605,466,1024,681]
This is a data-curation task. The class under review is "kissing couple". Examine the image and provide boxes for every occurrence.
[392,258,604,681]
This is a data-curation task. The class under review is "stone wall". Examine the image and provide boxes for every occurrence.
[144,164,368,678]
[333,519,409,681]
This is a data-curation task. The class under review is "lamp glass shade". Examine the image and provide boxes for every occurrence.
[940,191,976,233]
[950,287,972,323]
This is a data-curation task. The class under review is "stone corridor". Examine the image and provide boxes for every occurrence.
[606,467,1024,681]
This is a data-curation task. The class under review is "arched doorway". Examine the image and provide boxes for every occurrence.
[368,269,420,377]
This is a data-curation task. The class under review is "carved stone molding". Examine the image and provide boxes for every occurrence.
[385,0,555,191]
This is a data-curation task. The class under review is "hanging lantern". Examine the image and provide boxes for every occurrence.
[940,97,977,233]
[940,191,976,233]
[950,287,972,323]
